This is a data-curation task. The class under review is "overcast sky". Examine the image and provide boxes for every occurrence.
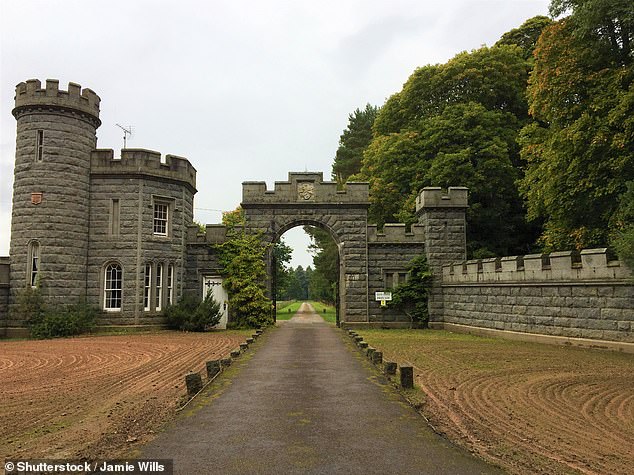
[0,0,550,267]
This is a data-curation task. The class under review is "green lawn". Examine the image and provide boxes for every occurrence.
[275,300,337,324]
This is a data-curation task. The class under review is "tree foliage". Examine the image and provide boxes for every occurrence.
[611,181,634,268]
[389,255,434,326]
[217,208,272,328]
[496,16,553,59]
[359,40,550,256]
[549,0,633,66]
[519,3,634,250]
[332,104,380,184]
[273,239,293,300]
[305,226,338,304]
[164,291,223,331]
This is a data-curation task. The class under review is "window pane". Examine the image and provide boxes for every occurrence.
[153,203,168,235]
[104,263,122,310]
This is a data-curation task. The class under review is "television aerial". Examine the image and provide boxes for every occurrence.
[116,123,133,149]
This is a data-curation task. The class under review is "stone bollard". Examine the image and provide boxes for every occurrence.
[246,337,254,344]
[185,372,203,397]
[399,366,414,389]
[354,336,363,343]
[221,357,232,368]
[230,348,241,358]
[372,351,383,365]
[384,361,397,375]
[359,341,368,349]
[206,360,221,379]
[256,329,264,336]
[252,333,259,340]
[240,342,249,352]
[366,347,375,359]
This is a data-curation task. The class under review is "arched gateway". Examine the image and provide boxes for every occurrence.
[240,172,443,327]
[242,172,371,325]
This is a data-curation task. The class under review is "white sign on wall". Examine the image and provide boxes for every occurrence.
[375,291,393,301]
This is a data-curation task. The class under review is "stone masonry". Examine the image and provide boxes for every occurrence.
[1,78,631,345]
[439,250,633,342]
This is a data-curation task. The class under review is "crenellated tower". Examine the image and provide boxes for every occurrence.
[9,79,101,316]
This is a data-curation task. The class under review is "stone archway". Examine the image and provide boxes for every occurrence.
[241,172,370,325]
[270,220,341,324]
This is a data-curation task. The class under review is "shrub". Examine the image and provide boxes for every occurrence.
[28,301,98,339]
[389,255,434,326]
[164,291,223,331]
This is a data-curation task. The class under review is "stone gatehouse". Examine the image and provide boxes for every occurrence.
[0,79,632,346]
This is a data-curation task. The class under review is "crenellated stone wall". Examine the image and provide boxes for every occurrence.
[367,224,425,326]
[241,172,371,325]
[439,249,633,343]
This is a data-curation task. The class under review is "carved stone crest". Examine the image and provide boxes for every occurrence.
[297,182,315,201]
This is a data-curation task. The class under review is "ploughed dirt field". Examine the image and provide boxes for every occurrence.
[360,329,634,475]
[0,331,249,463]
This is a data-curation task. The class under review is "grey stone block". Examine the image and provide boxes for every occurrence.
[399,366,414,389]
[185,372,203,396]
[206,360,221,379]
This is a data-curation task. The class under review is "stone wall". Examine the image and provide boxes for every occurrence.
[183,224,226,299]
[88,149,195,326]
[9,80,101,325]
[367,224,425,326]
[439,249,634,342]
[0,258,9,336]
[242,172,371,324]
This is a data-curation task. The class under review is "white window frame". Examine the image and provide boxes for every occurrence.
[144,264,152,311]
[156,263,163,312]
[104,263,123,311]
[167,264,174,306]
[153,202,169,236]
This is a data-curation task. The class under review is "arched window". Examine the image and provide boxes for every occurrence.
[27,241,40,287]
[104,263,123,311]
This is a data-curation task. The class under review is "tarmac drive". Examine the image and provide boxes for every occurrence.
[140,303,502,474]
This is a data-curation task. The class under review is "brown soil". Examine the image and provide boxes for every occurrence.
[360,329,634,475]
[0,331,248,464]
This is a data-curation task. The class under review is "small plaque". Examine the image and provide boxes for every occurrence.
[31,192,43,205]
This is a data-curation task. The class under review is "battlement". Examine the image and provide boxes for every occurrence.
[442,248,631,283]
[242,172,369,206]
[13,79,100,122]
[187,224,227,244]
[415,187,468,212]
[368,224,425,244]
[90,148,196,192]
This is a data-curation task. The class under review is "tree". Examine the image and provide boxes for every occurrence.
[362,101,537,256]
[285,266,309,300]
[611,181,634,269]
[389,255,433,326]
[519,8,634,250]
[549,0,633,66]
[217,208,272,328]
[359,42,545,256]
[495,16,553,59]
[273,239,293,300]
[305,226,339,304]
[372,44,532,136]
[332,104,380,184]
